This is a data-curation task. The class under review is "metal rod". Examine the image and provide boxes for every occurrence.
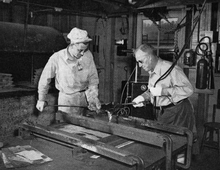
[45,103,88,108]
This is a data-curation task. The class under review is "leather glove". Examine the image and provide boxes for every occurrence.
[149,86,162,96]
[88,97,101,112]
[132,95,145,108]
[36,100,46,112]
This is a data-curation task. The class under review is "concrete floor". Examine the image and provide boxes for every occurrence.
[190,149,220,170]
[0,136,219,170]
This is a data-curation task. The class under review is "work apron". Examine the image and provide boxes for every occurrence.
[56,91,88,122]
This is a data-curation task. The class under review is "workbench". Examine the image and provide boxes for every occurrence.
[16,112,193,170]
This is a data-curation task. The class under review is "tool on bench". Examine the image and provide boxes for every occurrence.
[121,101,149,106]
[101,101,148,122]
[43,101,146,122]
[44,101,113,121]
[121,102,136,106]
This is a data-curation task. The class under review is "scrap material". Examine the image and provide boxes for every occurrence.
[0,145,52,169]
[58,124,110,141]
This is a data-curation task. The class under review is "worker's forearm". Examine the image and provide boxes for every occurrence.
[38,93,47,101]
[85,85,99,99]
[38,82,50,101]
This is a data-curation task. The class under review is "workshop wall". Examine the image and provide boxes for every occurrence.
[184,2,220,143]
[113,16,135,103]
[75,15,135,104]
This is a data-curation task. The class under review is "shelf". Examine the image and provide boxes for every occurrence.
[183,65,196,69]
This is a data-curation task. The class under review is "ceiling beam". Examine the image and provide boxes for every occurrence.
[16,0,106,17]
[137,0,220,9]
[92,0,135,10]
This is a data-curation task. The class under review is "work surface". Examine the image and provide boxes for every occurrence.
[0,133,185,170]
[0,114,192,170]
[1,136,220,170]
[0,123,219,170]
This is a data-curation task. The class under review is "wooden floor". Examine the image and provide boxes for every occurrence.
[0,136,219,170]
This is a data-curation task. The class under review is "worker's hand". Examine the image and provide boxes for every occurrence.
[149,86,162,96]
[88,97,101,113]
[132,95,145,108]
[36,100,46,112]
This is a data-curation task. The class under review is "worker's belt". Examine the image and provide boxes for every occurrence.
[155,98,186,110]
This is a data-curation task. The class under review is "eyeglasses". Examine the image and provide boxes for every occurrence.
[136,58,146,64]
[137,60,143,64]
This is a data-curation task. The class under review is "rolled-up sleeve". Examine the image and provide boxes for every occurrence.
[165,66,194,102]
[38,55,56,101]
[85,58,99,99]
[88,59,99,87]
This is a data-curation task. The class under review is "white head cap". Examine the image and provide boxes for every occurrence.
[67,27,92,44]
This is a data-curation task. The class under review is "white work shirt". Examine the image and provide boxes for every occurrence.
[38,48,99,101]
[147,58,194,107]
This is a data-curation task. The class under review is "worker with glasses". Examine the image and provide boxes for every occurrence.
[132,43,197,136]
[36,27,101,122]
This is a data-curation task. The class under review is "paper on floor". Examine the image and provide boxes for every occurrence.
[0,145,52,168]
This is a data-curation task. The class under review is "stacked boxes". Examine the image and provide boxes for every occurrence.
[0,73,14,89]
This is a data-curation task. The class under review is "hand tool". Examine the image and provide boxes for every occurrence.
[121,102,136,106]
[121,101,149,106]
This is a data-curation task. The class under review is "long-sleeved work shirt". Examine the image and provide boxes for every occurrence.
[38,48,99,101]
[142,58,194,107]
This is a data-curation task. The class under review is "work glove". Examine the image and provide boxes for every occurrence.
[36,100,46,112]
[149,86,162,96]
[85,85,100,112]
[132,95,145,108]
[88,97,101,113]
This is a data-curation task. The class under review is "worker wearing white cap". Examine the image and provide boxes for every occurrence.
[36,27,101,122]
